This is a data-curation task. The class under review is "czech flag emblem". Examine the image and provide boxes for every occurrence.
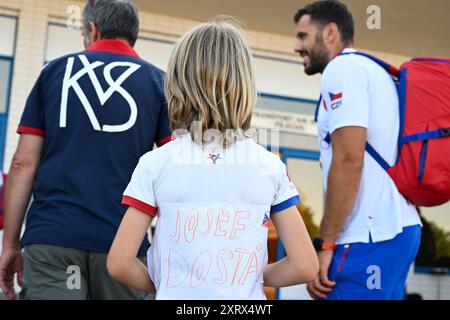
[329,92,342,101]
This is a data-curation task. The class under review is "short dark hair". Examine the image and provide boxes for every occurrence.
[83,0,140,46]
[294,0,354,45]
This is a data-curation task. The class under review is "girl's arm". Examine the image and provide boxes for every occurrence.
[107,207,155,293]
[263,205,319,287]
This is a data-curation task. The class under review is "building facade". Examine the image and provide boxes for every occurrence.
[0,0,448,299]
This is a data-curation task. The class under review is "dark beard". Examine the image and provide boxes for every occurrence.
[304,34,329,75]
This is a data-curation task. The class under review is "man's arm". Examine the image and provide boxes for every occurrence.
[0,134,43,300]
[319,126,366,242]
[2,134,44,248]
[307,126,366,299]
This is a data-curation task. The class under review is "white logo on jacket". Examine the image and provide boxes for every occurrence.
[60,54,141,133]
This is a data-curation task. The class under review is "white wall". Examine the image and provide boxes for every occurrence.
[45,23,82,61]
[254,56,321,101]
[135,37,174,71]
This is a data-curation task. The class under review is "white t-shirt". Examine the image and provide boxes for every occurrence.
[123,135,300,300]
[318,48,421,245]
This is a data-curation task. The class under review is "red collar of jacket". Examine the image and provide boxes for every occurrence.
[86,39,139,58]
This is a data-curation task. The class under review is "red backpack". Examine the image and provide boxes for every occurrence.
[320,53,450,207]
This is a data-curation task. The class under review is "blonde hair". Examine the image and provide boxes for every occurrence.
[165,19,256,147]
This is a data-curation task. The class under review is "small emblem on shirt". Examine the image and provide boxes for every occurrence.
[329,91,343,110]
[261,212,270,228]
[207,153,222,164]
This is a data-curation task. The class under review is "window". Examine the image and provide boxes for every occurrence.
[0,15,17,170]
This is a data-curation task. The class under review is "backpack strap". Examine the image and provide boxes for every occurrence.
[340,51,400,77]
[323,132,391,170]
[401,128,450,144]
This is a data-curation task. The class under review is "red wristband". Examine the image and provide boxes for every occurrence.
[322,242,337,251]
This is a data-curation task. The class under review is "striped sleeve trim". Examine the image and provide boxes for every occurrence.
[122,195,157,217]
[271,195,301,215]
[17,126,45,137]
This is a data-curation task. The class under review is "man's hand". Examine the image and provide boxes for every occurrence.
[306,250,336,299]
[0,247,23,300]
[0,133,44,300]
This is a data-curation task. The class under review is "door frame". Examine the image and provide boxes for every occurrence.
[0,14,18,170]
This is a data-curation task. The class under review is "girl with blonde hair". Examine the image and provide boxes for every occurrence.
[107,19,318,300]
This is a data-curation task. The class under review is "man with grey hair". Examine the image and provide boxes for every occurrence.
[0,0,171,300]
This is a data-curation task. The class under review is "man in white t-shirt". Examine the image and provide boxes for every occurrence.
[293,0,421,299]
